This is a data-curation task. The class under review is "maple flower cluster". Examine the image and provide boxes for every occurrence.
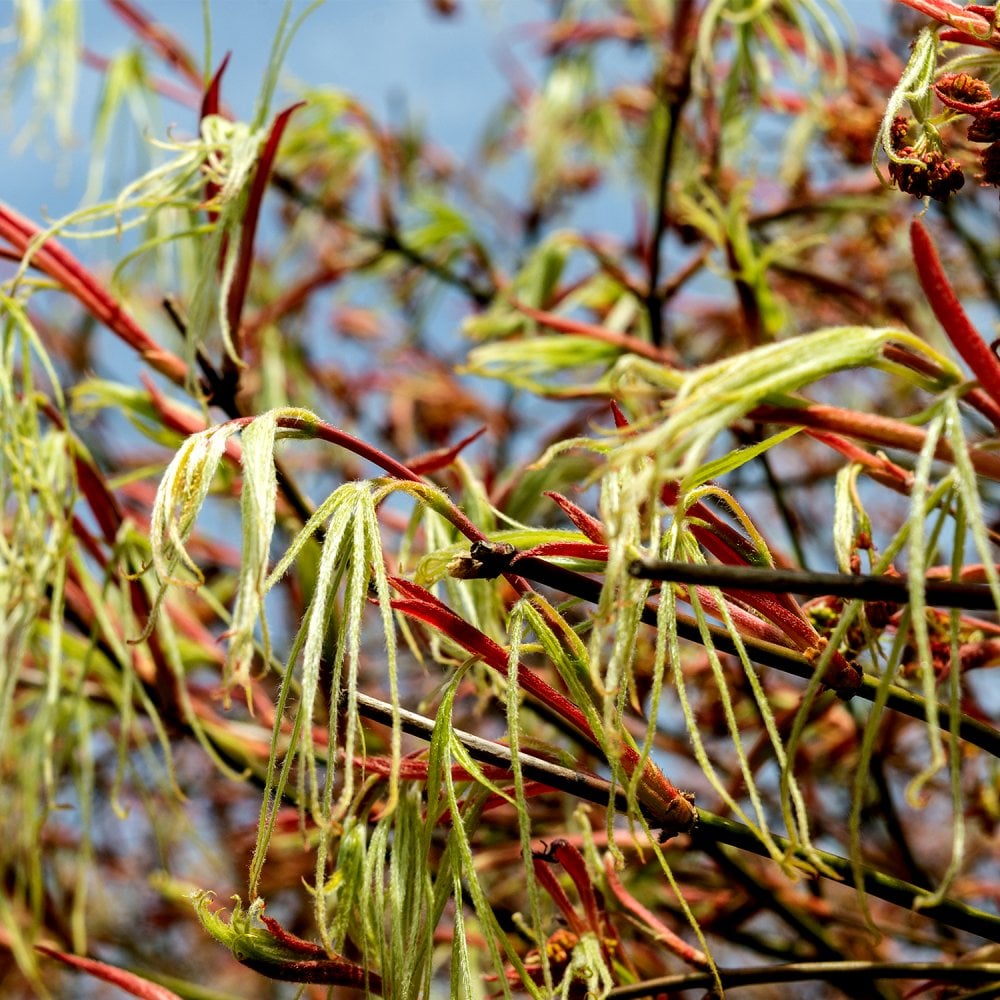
[887,115,965,201]
[934,71,1000,189]
[888,70,1000,203]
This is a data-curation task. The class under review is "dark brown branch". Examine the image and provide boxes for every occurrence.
[607,960,1000,998]
[629,559,999,610]
[645,0,696,348]
[450,547,1000,758]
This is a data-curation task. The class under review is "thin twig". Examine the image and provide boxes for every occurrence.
[645,0,696,348]
[461,550,1000,757]
[271,171,496,306]
[353,692,639,820]
[865,731,943,899]
[629,559,999,610]
[607,960,1000,998]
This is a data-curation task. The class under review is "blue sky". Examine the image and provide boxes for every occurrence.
[3,0,893,221]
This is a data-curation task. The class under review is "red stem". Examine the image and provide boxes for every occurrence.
[225,102,306,359]
[272,414,488,543]
[0,202,188,384]
[35,945,182,1000]
[551,840,604,937]
[754,400,1000,480]
[200,52,231,121]
[532,859,589,935]
[910,217,1000,410]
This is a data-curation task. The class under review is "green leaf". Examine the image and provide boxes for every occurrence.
[463,334,621,394]
[682,425,802,490]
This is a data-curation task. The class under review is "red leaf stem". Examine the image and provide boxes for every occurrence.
[755,401,1000,481]
[355,753,515,783]
[72,453,125,547]
[388,595,595,740]
[719,590,827,655]
[682,585,803,648]
[662,484,817,640]
[610,399,630,429]
[895,0,998,42]
[544,491,606,543]
[512,300,678,366]
[602,855,710,968]
[881,343,1000,430]
[0,202,188,384]
[200,53,232,227]
[141,375,244,465]
[407,425,487,474]
[200,52,231,122]
[274,414,489,544]
[37,400,177,697]
[35,945,183,1000]
[804,429,913,493]
[520,541,609,561]
[532,858,590,936]
[258,915,327,957]
[911,218,1000,410]
[551,840,604,937]
[464,780,555,818]
[661,482,767,567]
[938,29,1000,48]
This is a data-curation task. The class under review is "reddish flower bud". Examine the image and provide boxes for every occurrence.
[888,148,929,198]
[981,142,1000,186]
[889,115,911,148]
[969,114,1000,144]
[935,72,993,111]
[927,153,966,198]
[888,136,965,203]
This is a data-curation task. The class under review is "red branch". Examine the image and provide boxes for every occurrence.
[0,202,187,384]
[35,945,182,1000]
[911,217,1000,410]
